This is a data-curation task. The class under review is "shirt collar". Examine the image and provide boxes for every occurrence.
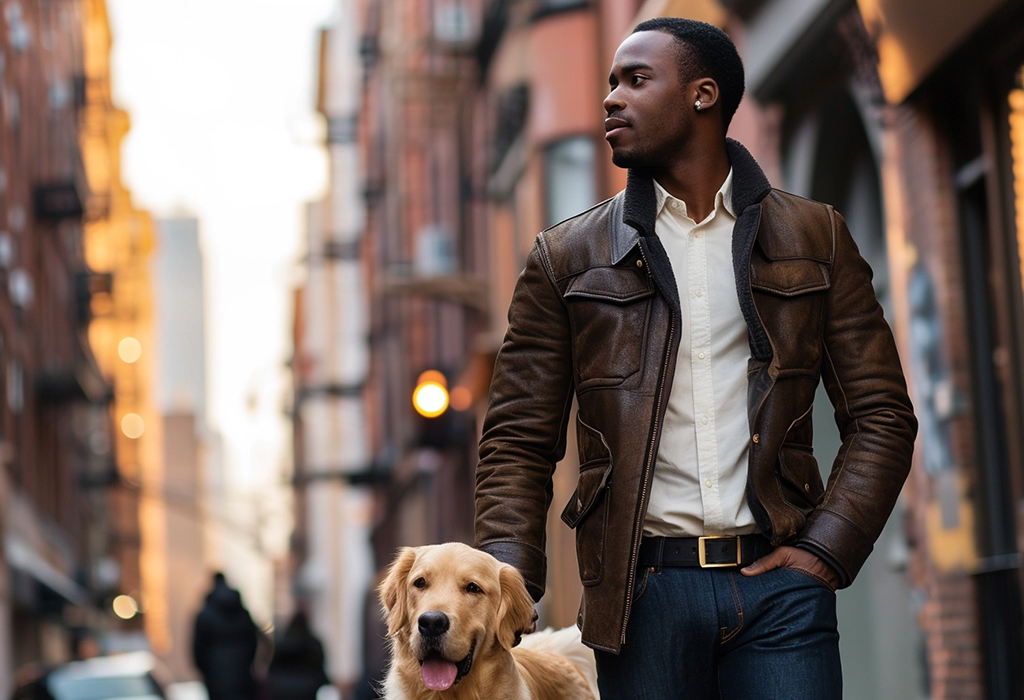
[653,168,736,221]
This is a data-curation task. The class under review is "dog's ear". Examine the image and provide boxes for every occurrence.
[379,547,417,637]
[496,564,535,651]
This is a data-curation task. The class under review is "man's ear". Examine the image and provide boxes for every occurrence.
[496,564,535,651]
[379,547,417,637]
[693,77,720,111]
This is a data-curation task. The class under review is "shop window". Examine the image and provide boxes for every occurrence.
[543,136,596,227]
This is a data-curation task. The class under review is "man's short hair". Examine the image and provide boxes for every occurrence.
[632,17,745,129]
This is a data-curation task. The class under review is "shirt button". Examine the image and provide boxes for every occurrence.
[636,259,643,267]
[698,352,705,360]
[705,480,713,488]
[701,416,708,425]
[695,289,702,297]
[694,231,702,238]
[752,433,760,444]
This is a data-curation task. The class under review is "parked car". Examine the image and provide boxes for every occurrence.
[13,651,174,700]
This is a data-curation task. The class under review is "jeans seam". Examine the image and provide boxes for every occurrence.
[632,566,653,603]
[720,574,744,643]
[786,565,837,592]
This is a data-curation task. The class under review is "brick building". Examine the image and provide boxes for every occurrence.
[0,0,155,691]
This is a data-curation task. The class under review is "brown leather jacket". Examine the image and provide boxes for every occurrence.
[474,140,917,653]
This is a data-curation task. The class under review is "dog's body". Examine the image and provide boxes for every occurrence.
[379,543,598,700]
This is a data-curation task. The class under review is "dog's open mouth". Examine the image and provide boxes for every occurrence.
[419,640,476,691]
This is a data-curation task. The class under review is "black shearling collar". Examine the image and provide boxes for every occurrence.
[621,138,772,240]
[615,138,775,362]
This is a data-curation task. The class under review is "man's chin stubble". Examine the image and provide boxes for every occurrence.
[611,149,645,169]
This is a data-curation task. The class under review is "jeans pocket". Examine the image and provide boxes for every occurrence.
[783,566,837,592]
[632,566,652,603]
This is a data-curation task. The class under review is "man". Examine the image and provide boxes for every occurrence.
[474,17,916,700]
[192,572,260,700]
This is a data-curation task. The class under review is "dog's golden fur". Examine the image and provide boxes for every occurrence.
[379,543,597,700]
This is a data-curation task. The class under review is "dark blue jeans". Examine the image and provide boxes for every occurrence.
[594,565,841,699]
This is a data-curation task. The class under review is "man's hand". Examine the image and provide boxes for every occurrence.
[740,546,839,591]
[513,607,540,647]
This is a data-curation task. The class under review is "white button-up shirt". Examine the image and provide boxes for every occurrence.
[643,169,758,537]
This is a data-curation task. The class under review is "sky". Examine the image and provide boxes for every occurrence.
[107,0,336,496]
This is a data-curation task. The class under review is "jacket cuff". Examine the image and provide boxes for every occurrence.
[477,540,547,603]
[793,509,873,588]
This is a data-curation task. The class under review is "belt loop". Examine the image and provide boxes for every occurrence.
[655,536,665,573]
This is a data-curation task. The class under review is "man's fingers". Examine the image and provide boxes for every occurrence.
[741,548,793,576]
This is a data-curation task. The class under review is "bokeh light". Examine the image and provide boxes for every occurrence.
[112,594,139,620]
[118,337,142,363]
[121,413,145,439]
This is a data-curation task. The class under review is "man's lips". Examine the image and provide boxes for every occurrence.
[604,117,631,139]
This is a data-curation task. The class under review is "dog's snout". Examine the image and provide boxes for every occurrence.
[418,610,450,638]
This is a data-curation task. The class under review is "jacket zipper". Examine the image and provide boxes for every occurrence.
[621,242,675,645]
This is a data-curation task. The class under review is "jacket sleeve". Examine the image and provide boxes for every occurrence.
[475,238,575,602]
[794,209,918,587]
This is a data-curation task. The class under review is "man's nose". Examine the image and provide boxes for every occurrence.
[603,87,625,116]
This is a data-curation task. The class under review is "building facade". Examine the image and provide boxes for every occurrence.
[0,0,156,692]
[291,2,375,692]
[79,0,158,660]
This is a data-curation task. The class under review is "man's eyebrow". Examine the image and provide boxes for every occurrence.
[609,61,655,84]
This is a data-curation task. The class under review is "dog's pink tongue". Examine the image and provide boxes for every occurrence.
[421,659,458,691]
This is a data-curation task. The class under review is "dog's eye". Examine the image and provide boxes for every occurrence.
[466,582,483,594]
[413,577,426,589]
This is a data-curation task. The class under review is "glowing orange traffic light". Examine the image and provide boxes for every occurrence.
[413,370,449,418]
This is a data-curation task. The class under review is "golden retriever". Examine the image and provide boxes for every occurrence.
[379,543,598,700]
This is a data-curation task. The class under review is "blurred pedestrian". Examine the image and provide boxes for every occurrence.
[475,15,916,700]
[266,611,331,700]
[192,572,259,700]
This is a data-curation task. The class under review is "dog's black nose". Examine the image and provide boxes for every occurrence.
[418,610,450,638]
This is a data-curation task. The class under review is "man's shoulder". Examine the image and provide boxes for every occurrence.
[757,189,837,264]
[534,192,626,278]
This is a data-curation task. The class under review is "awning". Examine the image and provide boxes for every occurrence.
[857,0,1006,103]
[5,534,90,608]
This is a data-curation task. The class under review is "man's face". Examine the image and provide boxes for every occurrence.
[604,31,691,169]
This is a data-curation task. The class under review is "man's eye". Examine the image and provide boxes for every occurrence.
[413,577,426,589]
[466,582,483,594]
[632,75,646,85]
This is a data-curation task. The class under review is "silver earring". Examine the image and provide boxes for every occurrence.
[695,100,703,110]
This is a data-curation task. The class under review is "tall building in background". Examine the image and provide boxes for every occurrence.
[151,216,210,681]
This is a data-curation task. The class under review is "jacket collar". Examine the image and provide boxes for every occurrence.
[611,138,772,265]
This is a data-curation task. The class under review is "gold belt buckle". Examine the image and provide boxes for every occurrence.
[698,536,743,568]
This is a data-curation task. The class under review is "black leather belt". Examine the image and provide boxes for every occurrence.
[637,534,774,569]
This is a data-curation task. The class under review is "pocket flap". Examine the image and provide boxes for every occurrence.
[750,258,830,296]
[564,267,654,304]
[778,446,824,501]
[560,461,613,529]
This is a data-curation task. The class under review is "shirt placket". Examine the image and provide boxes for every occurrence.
[688,215,724,533]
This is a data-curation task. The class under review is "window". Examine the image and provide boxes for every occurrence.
[543,136,597,227]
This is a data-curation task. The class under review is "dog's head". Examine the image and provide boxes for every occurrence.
[379,543,535,692]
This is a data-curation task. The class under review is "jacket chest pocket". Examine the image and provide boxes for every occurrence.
[750,255,830,372]
[564,267,654,391]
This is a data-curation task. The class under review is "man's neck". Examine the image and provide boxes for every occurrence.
[650,142,731,223]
